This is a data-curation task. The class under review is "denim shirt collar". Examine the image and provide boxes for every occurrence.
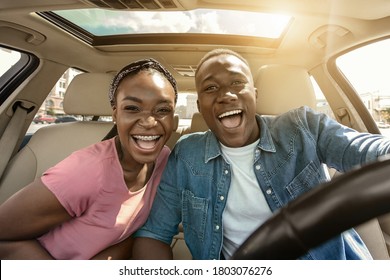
[257,115,276,153]
[204,115,276,163]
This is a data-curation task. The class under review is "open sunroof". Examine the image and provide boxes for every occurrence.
[53,8,291,38]
[39,8,292,47]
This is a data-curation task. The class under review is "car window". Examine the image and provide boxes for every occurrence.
[27,67,84,135]
[311,76,335,119]
[0,47,21,76]
[0,46,38,105]
[336,39,390,135]
[176,93,198,128]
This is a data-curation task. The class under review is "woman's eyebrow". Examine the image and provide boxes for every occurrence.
[121,96,174,105]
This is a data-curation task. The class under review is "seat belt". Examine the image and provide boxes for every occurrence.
[0,102,33,179]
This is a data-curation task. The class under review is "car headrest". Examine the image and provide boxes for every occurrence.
[173,114,179,131]
[190,112,208,132]
[255,65,316,115]
[63,73,114,116]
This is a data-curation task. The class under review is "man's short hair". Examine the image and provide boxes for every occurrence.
[195,49,250,78]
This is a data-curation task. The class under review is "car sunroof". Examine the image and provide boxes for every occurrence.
[51,8,292,39]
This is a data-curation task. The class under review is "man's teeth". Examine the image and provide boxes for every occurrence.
[133,135,160,141]
[218,110,242,119]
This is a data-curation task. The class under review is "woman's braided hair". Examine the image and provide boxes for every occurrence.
[109,58,178,107]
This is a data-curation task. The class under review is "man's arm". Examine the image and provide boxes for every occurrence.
[132,237,173,259]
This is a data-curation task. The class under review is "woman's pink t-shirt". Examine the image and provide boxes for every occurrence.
[38,138,170,259]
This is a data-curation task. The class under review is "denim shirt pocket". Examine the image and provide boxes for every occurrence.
[182,189,208,242]
[285,161,322,199]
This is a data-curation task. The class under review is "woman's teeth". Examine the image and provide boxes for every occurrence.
[133,135,160,141]
[133,135,160,150]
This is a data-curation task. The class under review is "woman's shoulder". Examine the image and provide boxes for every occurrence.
[69,138,117,162]
[43,138,118,181]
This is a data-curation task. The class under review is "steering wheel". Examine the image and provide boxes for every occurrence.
[232,157,390,260]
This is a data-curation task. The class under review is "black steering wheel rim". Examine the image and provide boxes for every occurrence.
[232,157,390,260]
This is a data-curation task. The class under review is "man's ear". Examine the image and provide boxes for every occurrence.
[255,87,258,99]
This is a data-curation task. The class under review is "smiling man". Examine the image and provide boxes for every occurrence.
[132,49,390,260]
[195,51,259,148]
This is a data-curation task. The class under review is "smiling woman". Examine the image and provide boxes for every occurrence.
[0,58,177,260]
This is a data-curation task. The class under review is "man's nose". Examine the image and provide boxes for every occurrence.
[218,87,238,102]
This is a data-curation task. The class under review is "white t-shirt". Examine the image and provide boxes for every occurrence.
[220,141,272,259]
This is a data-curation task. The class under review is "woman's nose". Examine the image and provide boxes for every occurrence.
[138,115,157,128]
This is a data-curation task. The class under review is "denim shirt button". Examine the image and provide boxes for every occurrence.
[215,225,220,230]
[224,170,228,174]
[220,196,224,201]
[255,165,261,170]
[266,188,272,195]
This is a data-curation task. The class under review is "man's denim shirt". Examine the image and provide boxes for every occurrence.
[134,106,390,259]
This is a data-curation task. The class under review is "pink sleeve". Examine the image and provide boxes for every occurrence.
[41,151,101,217]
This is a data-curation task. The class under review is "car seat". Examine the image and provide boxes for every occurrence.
[0,73,114,203]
